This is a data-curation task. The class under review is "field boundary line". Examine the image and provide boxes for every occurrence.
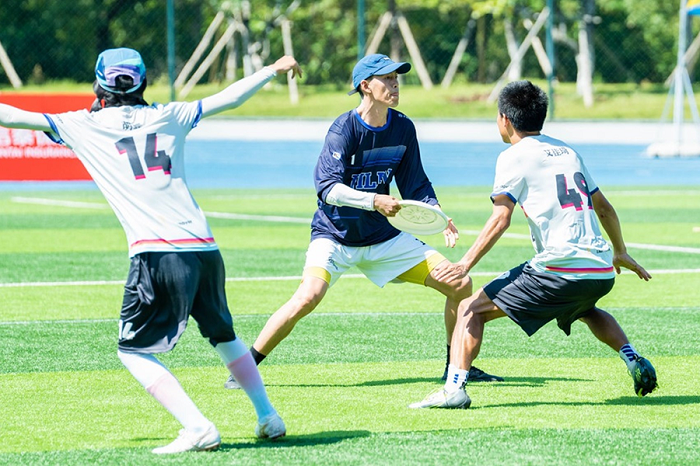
[10,196,311,224]
[3,269,700,288]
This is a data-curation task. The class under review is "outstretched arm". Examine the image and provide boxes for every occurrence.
[592,190,651,280]
[0,104,52,131]
[433,194,515,282]
[200,55,301,118]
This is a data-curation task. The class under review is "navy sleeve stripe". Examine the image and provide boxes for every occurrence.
[42,114,65,145]
[490,191,517,204]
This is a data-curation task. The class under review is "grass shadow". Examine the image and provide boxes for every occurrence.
[219,430,371,451]
[474,395,700,409]
[356,376,590,388]
[266,375,591,389]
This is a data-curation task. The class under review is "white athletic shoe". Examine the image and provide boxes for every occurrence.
[255,413,287,440]
[224,374,241,389]
[409,387,471,409]
[152,424,221,454]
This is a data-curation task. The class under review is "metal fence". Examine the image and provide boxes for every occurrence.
[0,1,688,96]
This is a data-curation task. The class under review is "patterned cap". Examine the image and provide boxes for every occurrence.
[95,48,146,94]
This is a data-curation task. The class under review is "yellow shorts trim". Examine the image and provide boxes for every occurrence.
[303,266,332,284]
[396,252,447,285]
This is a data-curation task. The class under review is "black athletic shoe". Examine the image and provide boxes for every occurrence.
[441,364,504,382]
[631,356,658,397]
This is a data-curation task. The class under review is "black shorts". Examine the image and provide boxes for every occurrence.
[118,250,236,353]
[483,262,615,336]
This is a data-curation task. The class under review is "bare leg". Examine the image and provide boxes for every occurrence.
[579,307,629,352]
[450,289,506,370]
[253,276,328,356]
[424,260,472,345]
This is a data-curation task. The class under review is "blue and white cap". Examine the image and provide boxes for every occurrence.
[348,54,411,95]
[95,48,146,94]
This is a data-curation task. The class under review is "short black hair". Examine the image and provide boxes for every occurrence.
[497,80,548,132]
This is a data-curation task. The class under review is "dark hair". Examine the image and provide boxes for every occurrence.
[497,80,548,132]
[90,75,149,112]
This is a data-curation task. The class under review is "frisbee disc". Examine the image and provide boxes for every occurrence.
[387,200,449,235]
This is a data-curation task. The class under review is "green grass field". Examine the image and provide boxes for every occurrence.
[1,186,699,465]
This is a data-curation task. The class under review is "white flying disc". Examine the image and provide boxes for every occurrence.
[387,200,449,235]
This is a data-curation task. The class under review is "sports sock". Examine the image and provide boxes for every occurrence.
[619,343,641,372]
[118,350,212,433]
[443,364,469,393]
[251,347,267,365]
[445,344,450,365]
[215,338,249,365]
[226,350,276,420]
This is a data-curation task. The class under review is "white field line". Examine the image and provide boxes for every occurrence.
[10,197,700,252]
[205,211,310,224]
[11,196,109,210]
[10,196,310,224]
[2,269,700,289]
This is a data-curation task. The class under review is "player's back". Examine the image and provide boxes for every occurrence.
[45,102,216,257]
[496,135,613,278]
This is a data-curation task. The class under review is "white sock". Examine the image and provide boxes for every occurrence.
[118,350,212,433]
[226,351,276,420]
[619,343,640,372]
[214,337,249,365]
[443,364,469,393]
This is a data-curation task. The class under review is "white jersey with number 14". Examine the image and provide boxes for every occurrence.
[45,101,217,257]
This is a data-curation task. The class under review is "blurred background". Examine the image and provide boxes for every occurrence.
[0,0,696,121]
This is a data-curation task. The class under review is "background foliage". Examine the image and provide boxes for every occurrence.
[0,1,692,90]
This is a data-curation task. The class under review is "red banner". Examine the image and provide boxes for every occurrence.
[0,93,95,181]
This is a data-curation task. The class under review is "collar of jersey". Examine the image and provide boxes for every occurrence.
[352,108,393,132]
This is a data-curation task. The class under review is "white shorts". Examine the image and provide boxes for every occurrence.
[303,232,446,287]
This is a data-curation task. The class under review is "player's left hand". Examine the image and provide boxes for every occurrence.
[613,252,652,281]
[443,218,459,248]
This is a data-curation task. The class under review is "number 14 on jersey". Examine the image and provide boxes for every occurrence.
[116,133,172,180]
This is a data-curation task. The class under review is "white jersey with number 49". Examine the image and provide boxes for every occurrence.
[491,134,614,279]
[45,101,217,257]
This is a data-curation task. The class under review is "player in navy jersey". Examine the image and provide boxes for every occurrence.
[224,54,501,390]
[0,48,301,453]
[410,80,658,409]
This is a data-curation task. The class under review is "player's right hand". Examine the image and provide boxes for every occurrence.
[373,194,401,217]
[432,261,469,283]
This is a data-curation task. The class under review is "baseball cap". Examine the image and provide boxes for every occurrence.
[348,54,411,95]
[95,48,146,94]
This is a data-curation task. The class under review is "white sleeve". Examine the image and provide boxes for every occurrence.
[0,104,52,131]
[200,67,277,118]
[491,151,525,204]
[325,183,376,211]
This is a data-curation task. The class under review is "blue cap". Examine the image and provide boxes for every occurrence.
[95,48,146,94]
[348,54,411,95]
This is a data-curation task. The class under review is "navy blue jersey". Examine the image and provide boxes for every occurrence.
[311,108,438,246]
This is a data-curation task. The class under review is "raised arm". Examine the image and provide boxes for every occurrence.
[0,104,52,131]
[591,190,651,280]
[200,55,301,118]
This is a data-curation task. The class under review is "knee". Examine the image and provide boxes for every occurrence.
[285,289,323,321]
[447,275,473,301]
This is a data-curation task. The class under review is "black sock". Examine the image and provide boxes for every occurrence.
[446,344,450,364]
[250,347,266,365]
